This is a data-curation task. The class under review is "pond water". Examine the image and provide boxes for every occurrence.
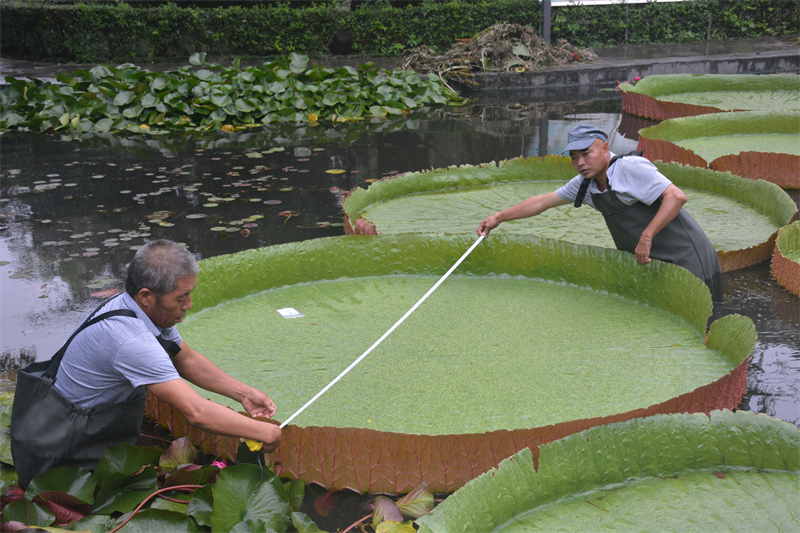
[1,93,798,429]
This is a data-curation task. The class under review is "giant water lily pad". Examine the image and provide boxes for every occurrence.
[146,235,756,493]
[342,157,797,272]
[416,410,800,533]
[638,111,800,188]
[772,221,800,296]
[619,73,800,120]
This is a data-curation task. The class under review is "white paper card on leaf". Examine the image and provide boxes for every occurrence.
[277,307,305,319]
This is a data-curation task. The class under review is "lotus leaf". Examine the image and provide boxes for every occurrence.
[342,157,797,271]
[416,410,800,533]
[91,466,157,515]
[26,466,97,506]
[145,235,756,493]
[94,443,144,485]
[637,111,800,188]
[109,509,204,533]
[619,73,800,120]
[1,497,55,527]
[291,512,326,533]
[210,464,290,533]
[186,485,213,528]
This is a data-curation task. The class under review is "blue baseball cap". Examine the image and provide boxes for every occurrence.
[562,124,608,154]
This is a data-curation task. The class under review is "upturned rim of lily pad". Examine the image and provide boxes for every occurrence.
[145,234,756,494]
[416,410,800,533]
[638,111,800,189]
[618,73,800,120]
[341,156,797,272]
[772,220,800,296]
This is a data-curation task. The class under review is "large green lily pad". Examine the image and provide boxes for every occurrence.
[146,235,755,493]
[619,73,800,120]
[638,111,800,188]
[416,410,800,533]
[772,221,800,296]
[342,157,797,272]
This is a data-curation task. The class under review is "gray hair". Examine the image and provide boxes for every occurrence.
[125,239,199,297]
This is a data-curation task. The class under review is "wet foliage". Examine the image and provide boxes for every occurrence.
[0,434,434,532]
[0,53,468,134]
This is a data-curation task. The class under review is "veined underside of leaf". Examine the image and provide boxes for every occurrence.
[341,156,797,272]
[147,235,756,493]
[415,410,800,533]
[619,73,800,120]
[638,111,800,188]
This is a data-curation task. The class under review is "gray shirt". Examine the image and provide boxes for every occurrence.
[54,292,182,407]
[556,154,671,209]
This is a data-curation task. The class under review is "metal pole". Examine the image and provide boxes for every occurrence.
[542,0,551,44]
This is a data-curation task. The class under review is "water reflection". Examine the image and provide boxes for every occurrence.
[1,96,798,427]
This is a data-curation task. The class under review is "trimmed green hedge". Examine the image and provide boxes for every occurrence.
[0,1,541,62]
[552,0,800,47]
[0,0,797,63]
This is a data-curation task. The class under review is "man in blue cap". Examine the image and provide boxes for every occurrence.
[477,123,723,302]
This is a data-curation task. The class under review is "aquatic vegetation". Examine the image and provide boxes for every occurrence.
[146,234,756,493]
[638,111,800,188]
[342,156,798,272]
[772,221,800,296]
[416,410,800,532]
[0,437,307,532]
[619,73,800,120]
[0,53,467,134]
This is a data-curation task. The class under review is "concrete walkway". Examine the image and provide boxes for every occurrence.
[1,35,797,96]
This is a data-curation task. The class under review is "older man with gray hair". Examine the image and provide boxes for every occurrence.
[11,239,281,488]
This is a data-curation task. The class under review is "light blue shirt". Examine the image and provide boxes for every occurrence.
[556,154,671,210]
[54,292,182,407]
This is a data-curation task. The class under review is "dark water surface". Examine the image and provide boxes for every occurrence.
[1,95,798,430]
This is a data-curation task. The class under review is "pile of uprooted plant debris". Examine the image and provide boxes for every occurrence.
[401,24,597,87]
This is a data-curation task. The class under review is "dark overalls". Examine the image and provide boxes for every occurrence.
[10,296,181,488]
[575,153,724,303]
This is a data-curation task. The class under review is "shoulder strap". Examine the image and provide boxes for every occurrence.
[43,308,137,382]
[573,150,643,208]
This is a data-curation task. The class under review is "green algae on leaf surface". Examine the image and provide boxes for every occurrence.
[145,234,756,494]
[416,410,800,533]
[638,111,800,189]
[342,156,797,272]
[772,221,800,296]
[619,73,800,120]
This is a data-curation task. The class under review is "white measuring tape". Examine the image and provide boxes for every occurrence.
[279,235,485,429]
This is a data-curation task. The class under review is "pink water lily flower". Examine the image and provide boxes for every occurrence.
[212,459,227,469]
